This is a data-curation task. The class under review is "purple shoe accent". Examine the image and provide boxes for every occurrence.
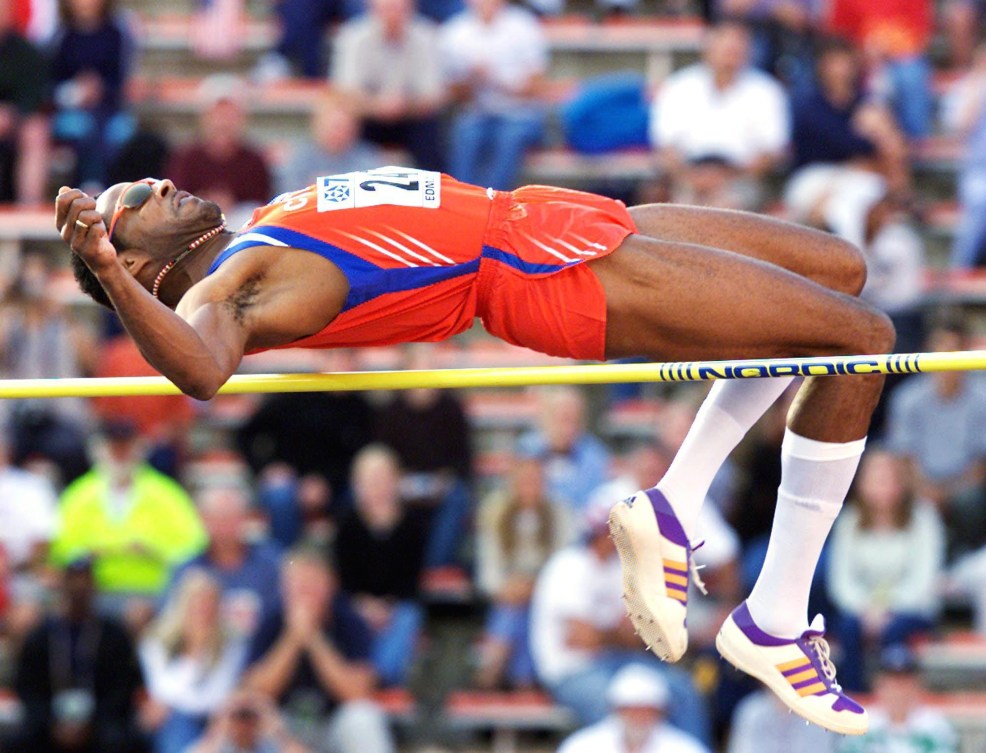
[831,695,865,714]
[645,489,690,548]
[791,676,822,691]
[666,581,688,594]
[782,664,812,678]
[730,603,791,648]
[664,565,689,577]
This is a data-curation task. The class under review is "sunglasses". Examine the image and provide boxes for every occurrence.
[107,179,157,244]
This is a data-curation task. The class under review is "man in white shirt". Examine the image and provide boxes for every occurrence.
[650,19,789,209]
[332,0,446,171]
[558,664,710,753]
[530,498,710,743]
[439,0,548,190]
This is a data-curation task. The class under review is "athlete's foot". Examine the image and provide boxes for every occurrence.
[716,602,868,735]
[608,489,703,662]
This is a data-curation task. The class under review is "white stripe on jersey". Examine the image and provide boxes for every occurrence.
[518,234,578,264]
[568,233,609,250]
[554,237,600,257]
[363,229,441,267]
[335,230,419,267]
[385,228,456,265]
[232,232,290,248]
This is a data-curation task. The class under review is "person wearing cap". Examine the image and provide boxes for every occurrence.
[840,645,958,753]
[50,419,206,612]
[530,496,709,742]
[557,664,709,753]
[165,74,272,229]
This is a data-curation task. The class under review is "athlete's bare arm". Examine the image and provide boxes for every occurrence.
[56,187,349,399]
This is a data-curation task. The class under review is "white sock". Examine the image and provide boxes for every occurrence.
[746,429,866,637]
[656,377,794,540]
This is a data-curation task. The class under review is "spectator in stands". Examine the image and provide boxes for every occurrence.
[473,454,573,689]
[826,0,933,139]
[649,18,789,210]
[826,448,945,691]
[947,543,986,636]
[375,344,474,567]
[587,441,742,651]
[255,467,334,551]
[141,569,249,753]
[5,556,145,753]
[727,688,839,753]
[167,484,282,644]
[942,0,986,69]
[558,664,710,753]
[840,645,958,753]
[51,419,207,615]
[0,431,57,584]
[187,690,310,753]
[784,167,925,352]
[516,386,610,512]
[332,0,445,171]
[0,0,49,204]
[710,0,824,89]
[887,317,986,556]
[49,0,135,190]
[334,445,427,686]
[0,252,95,485]
[440,0,548,190]
[243,546,394,753]
[789,36,910,193]
[276,93,383,195]
[90,334,195,478]
[942,41,986,269]
[166,75,272,229]
[237,352,375,522]
[266,0,355,79]
[530,498,710,742]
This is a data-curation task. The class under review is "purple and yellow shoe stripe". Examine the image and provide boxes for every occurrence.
[663,559,689,604]
[776,657,828,697]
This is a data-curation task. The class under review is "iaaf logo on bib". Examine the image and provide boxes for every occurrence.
[316,175,356,211]
[320,177,352,204]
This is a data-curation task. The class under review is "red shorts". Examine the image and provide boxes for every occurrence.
[477,185,637,361]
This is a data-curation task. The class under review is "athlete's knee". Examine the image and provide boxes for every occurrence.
[824,236,868,297]
[851,306,896,355]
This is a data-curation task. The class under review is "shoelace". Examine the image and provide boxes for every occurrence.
[688,540,709,596]
[806,634,842,692]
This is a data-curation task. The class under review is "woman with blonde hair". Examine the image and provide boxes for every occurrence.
[140,568,248,753]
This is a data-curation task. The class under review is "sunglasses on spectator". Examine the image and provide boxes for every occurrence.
[107,179,157,244]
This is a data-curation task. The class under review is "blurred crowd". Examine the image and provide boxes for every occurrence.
[0,0,986,266]
[0,304,985,752]
[3,0,986,750]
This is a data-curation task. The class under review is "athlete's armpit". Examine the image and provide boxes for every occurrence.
[224,271,266,326]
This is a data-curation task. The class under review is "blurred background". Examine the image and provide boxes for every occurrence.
[2,0,986,751]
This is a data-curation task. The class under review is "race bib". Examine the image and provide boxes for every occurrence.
[316,167,441,212]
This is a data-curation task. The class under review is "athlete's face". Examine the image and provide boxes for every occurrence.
[95,178,223,283]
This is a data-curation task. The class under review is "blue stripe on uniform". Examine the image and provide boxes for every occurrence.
[207,224,479,312]
[481,245,573,275]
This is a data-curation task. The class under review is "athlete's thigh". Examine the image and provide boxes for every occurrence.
[627,204,866,296]
[592,235,884,362]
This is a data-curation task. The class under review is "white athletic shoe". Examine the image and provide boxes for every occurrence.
[716,602,869,736]
[608,489,703,663]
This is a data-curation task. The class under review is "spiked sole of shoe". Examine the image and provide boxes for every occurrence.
[608,497,687,663]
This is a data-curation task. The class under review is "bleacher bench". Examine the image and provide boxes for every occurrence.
[445,689,576,753]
